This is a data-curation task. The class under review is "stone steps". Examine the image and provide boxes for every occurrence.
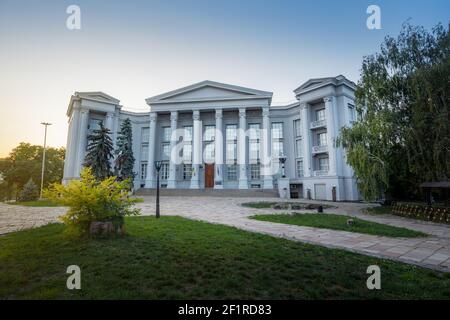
[135,188,278,198]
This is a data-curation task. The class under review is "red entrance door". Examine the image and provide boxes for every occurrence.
[205,164,214,188]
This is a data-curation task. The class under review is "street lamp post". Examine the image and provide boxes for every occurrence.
[279,154,287,178]
[40,122,52,199]
[154,160,163,218]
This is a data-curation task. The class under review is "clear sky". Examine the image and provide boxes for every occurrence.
[0,0,448,157]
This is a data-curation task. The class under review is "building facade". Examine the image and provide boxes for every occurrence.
[62,75,360,201]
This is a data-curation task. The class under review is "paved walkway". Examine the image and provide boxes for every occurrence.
[1,197,450,272]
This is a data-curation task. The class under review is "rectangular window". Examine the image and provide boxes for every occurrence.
[249,123,260,163]
[348,104,356,122]
[227,164,237,180]
[140,144,148,161]
[295,139,302,158]
[161,143,170,160]
[226,124,237,141]
[140,162,148,180]
[184,126,193,142]
[183,164,192,180]
[204,125,215,141]
[160,161,169,180]
[250,163,260,180]
[294,119,301,137]
[183,144,192,163]
[162,127,171,142]
[141,127,150,143]
[204,143,215,163]
[316,109,325,121]
[296,159,304,178]
[271,122,284,158]
[318,133,327,146]
[271,122,283,139]
[319,158,329,171]
[226,124,237,164]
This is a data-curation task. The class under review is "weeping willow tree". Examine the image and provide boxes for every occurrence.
[338,22,450,201]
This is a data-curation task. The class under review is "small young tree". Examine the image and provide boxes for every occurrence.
[84,124,114,180]
[44,167,141,236]
[115,118,135,186]
[18,178,39,201]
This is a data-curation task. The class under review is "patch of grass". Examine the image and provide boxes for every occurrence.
[250,213,427,238]
[0,216,448,299]
[241,202,278,208]
[365,206,393,215]
[7,199,59,207]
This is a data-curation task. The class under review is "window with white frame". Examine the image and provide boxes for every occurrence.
[295,139,302,158]
[140,144,148,161]
[141,127,150,143]
[203,125,215,163]
[348,104,356,122]
[226,124,237,164]
[294,119,301,137]
[296,159,304,178]
[161,143,170,160]
[140,162,148,180]
[162,127,171,142]
[204,125,215,141]
[250,163,260,180]
[318,132,327,146]
[183,164,192,180]
[182,144,192,163]
[318,157,329,171]
[316,109,325,121]
[227,164,237,180]
[184,126,193,142]
[249,124,260,164]
[160,161,169,180]
[271,122,284,158]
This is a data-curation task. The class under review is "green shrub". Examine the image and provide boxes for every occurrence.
[18,178,39,202]
[44,167,141,235]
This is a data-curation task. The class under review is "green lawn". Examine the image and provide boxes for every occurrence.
[7,199,59,207]
[365,206,393,215]
[0,216,448,299]
[250,213,427,238]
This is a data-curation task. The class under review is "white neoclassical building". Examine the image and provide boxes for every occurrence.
[63,75,360,201]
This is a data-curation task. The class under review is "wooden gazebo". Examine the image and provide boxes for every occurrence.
[420,181,450,207]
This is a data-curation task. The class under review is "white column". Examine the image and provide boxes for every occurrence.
[145,112,158,188]
[261,107,273,189]
[74,109,89,177]
[105,112,114,132]
[190,110,201,189]
[300,103,312,177]
[167,111,178,188]
[324,96,337,176]
[63,108,80,183]
[214,109,224,189]
[238,108,248,189]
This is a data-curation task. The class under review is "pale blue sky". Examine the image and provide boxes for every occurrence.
[0,0,449,156]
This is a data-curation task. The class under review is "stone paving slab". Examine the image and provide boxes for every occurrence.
[1,197,450,273]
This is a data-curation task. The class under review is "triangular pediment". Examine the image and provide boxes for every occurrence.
[147,80,272,104]
[75,91,120,104]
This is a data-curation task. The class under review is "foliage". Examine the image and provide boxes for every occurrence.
[18,178,39,202]
[337,23,450,200]
[0,143,65,200]
[83,124,114,181]
[114,118,135,186]
[44,168,141,235]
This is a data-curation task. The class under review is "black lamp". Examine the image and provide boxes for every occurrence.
[154,160,163,218]
[279,154,287,178]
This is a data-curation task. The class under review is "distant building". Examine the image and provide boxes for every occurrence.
[63,75,360,201]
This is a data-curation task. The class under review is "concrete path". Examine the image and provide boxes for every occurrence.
[1,197,450,272]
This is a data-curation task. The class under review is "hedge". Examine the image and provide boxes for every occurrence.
[391,202,450,224]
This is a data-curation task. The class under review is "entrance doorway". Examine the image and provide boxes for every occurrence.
[204,163,214,188]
